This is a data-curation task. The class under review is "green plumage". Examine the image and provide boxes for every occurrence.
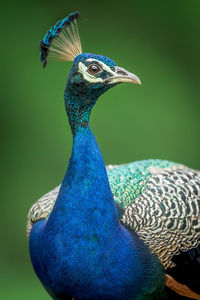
[108,159,177,208]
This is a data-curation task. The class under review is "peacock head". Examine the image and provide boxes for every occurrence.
[40,11,141,133]
[66,53,141,100]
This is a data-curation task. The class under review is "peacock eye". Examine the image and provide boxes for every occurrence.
[87,63,102,75]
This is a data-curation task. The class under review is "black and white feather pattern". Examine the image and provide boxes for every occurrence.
[122,166,200,269]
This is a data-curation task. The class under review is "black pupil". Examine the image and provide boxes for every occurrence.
[88,64,101,74]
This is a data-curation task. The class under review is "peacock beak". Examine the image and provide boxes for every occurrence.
[108,66,141,85]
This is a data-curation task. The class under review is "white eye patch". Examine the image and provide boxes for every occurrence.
[78,58,116,83]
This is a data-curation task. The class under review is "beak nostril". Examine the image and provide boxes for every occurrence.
[112,67,141,84]
[116,70,128,76]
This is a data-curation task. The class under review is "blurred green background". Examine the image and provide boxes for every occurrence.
[1,0,200,299]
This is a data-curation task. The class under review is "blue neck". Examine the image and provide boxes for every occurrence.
[53,125,120,235]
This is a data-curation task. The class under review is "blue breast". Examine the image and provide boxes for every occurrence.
[29,127,164,299]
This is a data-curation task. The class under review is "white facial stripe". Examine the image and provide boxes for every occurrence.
[78,58,116,83]
[78,62,103,83]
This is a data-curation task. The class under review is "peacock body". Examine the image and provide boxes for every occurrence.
[27,12,200,300]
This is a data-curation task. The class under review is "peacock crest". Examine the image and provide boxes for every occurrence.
[39,11,82,67]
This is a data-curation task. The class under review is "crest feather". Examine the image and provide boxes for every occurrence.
[39,11,82,68]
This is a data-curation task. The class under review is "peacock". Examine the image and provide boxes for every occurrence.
[27,12,200,300]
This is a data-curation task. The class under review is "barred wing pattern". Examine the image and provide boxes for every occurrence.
[27,159,200,271]
[121,166,200,269]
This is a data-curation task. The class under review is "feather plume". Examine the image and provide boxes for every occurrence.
[39,12,82,68]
